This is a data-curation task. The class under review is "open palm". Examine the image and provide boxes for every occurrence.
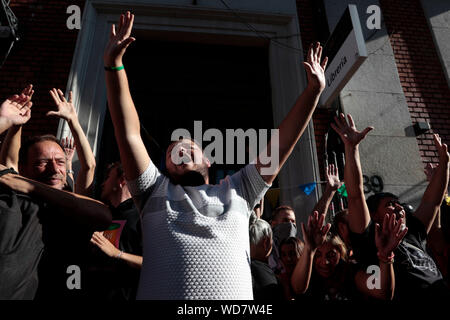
[433,134,449,165]
[331,113,373,148]
[304,42,328,91]
[326,164,342,191]
[0,90,33,126]
[47,89,77,122]
[375,213,408,257]
[104,11,135,66]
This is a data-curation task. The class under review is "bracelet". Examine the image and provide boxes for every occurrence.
[377,251,395,264]
[67,169,74,175]
[104,65,124,71]
[116,250,124,259]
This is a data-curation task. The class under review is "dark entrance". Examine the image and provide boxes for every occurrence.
[97,34,274,192]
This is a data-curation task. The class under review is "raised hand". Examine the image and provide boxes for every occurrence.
[104,11,135,67]
[61,136,76,163]
[375,213,408,259]
[433,134,449,165]
[326,164,342,191]
[301,211,331,251]
[47,89,77,123]
[331,113,373,148]
[303,42,328,91]
[0,89,33,127]
[424,163,436,182]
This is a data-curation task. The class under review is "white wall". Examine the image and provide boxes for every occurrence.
[323,0,427,208]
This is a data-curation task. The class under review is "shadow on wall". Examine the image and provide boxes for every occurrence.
[389,180,428,209]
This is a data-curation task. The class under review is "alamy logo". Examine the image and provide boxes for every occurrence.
[171,121,279,175]
[366,265,381,290]
[66,5,81,30]
[66,265,81,290]
[366,5,381,30]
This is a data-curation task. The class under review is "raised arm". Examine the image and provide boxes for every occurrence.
[355,213,407,300]
[424,162,444,233]
[48,89,96,196]
[0,86,33,162]
[256,43,328,184]
[424,163,448,269]
[331,114,373,233]
[0,85,34,171]
[413,134,449,233]
[312,164,341,216]
[103,12,150,180]
[291,211,331,294]
[1,126,22,171]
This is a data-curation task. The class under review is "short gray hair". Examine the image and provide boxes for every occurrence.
[249,218,272,246]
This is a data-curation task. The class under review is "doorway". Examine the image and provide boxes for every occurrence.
[97,34,275,190]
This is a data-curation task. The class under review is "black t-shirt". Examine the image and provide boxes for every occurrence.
[35,202,95,300]
[0,186,44,299]
[251,259,284,301]
[112,198,142,256]
[350,215,449,300]
[304,261,360,301]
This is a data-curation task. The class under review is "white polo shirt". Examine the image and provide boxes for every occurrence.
[128,161,270,300]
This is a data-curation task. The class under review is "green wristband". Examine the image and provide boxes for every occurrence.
[104,65,124,71]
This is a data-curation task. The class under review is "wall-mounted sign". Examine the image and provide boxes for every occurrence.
[320,4,368,108]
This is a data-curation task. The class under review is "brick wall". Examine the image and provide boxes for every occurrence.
[298,0,450,173]
[0,0,84,142]
[380,0,450,166]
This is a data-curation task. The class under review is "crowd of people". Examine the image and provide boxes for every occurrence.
[0,11,449,301]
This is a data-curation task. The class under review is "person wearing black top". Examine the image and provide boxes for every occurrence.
[88,162,142,300]
[352,194,450,300]
[249,216,283,300]
[291,211,405,301]
[332,112,450,301]
[0,90,111,299]
[0,180,42,299]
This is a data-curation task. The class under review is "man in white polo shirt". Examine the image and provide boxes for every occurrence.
[103,11,327,300]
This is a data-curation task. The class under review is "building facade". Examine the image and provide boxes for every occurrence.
[0,0,449,226]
